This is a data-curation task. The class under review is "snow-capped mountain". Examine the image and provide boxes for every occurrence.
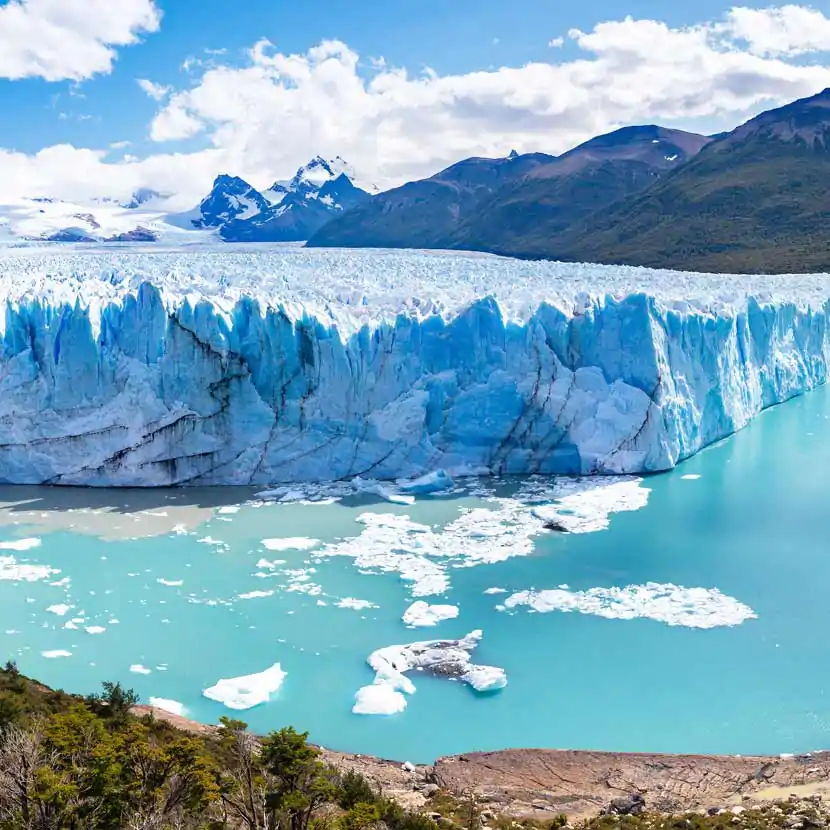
[192,175,271,229]
[188,157,377,242]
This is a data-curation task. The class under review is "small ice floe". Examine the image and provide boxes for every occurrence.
[202,662,287,710]
[149,697,186,716]
[47,604,72,616]
[157,578,183,587]
[353,630,506,716]
[402,601,459,627]
[0,538,41,551]
[42,650,72,658]
[1,554,56,582]
[529,477,649,534]
[255,558,286,570]
[681,474,702,480]
[85,626,106,635]
[262,538,320,552]
[483,588,508,595]
[353,477,415,506]
[218,506,240,514]
[336,598,378,611]
[130,664,152,675]
[238,590,275,600]
[499,582,757,629]
[398,470,453,495]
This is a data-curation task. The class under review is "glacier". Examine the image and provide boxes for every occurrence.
[0,246,828,486]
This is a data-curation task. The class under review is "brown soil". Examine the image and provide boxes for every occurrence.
[133,705,830,820]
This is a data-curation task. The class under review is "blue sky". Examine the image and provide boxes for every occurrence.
[0,0,829,203]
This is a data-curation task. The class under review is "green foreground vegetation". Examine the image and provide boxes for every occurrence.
[0,663,820,830]
[0,661,439,830]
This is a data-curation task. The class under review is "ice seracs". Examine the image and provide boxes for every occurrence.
[0,249,828,485]
[352,630,506,716]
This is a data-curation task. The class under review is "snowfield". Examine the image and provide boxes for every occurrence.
[0,246,827,486]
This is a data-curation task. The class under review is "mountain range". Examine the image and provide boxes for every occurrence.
[187,156,378,242]
[307,88,830,274]
[6,89,830,273]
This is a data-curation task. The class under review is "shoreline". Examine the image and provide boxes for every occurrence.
[134,704,830,820]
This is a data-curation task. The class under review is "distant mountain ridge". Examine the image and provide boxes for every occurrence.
[306,150,556,249]
[542,88,830,272]
[191,156,377,242]
[305,126,711,252]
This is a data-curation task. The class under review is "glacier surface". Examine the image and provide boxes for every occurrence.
[0,247,829,486]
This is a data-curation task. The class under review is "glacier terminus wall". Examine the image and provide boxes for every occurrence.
[1,247,829,486]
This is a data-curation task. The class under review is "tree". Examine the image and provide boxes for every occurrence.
[260,727,338,830]
[87,681,140,723]
[216,716,269,830]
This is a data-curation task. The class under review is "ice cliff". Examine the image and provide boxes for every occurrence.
[0,248,828,486]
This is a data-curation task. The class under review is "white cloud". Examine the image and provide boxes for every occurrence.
[137,78,172,101]
[0,0,161,82]
[721,4,830,56]
[549,37,565,47]
[1,4,830,204]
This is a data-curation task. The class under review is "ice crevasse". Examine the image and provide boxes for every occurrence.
[0,269,827,486]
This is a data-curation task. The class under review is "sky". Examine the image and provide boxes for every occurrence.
[2,0,830,207]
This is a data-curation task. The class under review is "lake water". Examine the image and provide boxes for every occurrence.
[2,385,830,762]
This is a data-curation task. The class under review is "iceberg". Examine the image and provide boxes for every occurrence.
[402,600,459,627]
[0,249,828,486]
[202,662,287,710]
[353,629,506,715]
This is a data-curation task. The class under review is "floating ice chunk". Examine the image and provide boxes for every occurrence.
[402,601,459,627]
[85,626,106,635]
[354,478,415,505]
[49,577,71,587]
[238,590,274,600]
[157,578,183,587]
[262,537,320,552]
[353,683,408,715]
[529,478,650,534]
[500,582,757,629]
[218,506,240,514]
[0,555,56,582]
[149,697,186,716]
[483,587,508,595]
[353,630,505,716]
[47,604,72,616]
[256,558,286,570]
[203,662,287,710]
[0,538,41,551]
[462,665,507,691]
[42,650,72,658]
[399,470,453,495]
[337,598,378,610]
[681,474,702,480]
[130,664,152,675]
[63,621,78,630]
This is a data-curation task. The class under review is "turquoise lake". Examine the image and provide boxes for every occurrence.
[1,384,830,762]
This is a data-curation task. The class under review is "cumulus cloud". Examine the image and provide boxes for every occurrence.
[137,78,172,101]
[1,4,830,203]
[0,0,161,82]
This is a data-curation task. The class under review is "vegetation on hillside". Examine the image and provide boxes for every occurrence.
[0,661,438,830]
[0,663,824,830]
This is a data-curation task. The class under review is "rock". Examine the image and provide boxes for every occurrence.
[707,808,719,816]
[605,794,646,816]
[422,784,440,797]
[402,762,417,773]
[731,806,745,815]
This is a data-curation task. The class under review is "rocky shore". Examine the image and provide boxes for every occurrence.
[133,705,830,822]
